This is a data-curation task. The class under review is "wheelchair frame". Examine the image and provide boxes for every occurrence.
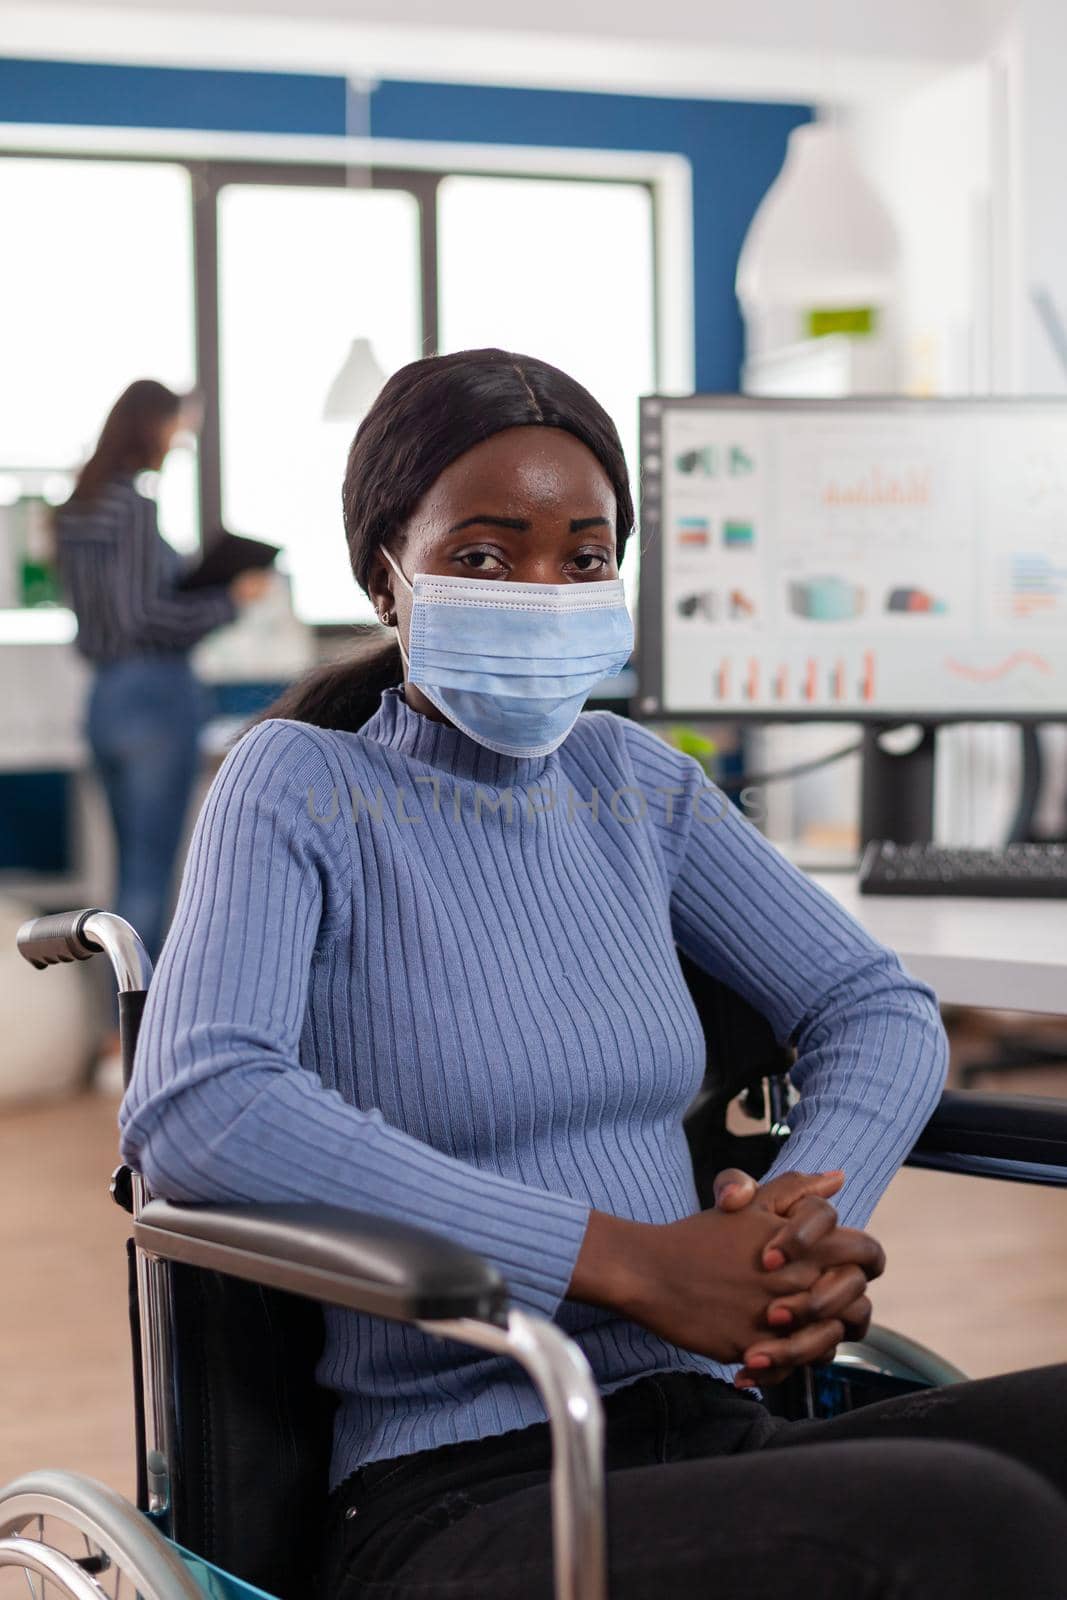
[5,907,1067,1600]
[7,911,608,1600]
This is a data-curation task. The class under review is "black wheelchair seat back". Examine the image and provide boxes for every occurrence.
[677,951,795,1207]
[164,1265,336,1598]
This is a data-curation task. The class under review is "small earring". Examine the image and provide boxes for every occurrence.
[380,608,394,627]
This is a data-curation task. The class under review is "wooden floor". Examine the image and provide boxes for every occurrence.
[2,1032,1066,1502]
[0,1089,134,1497]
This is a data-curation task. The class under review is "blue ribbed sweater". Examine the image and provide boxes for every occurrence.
[119,685,948,1490]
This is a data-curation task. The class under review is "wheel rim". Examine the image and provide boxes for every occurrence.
[0,1475,200,1600]
[0,1531,109,1600]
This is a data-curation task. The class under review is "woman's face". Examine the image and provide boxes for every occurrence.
[150,402,201,471]
[369,425,620,724]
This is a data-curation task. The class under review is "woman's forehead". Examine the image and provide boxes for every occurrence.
[425,427,615,516]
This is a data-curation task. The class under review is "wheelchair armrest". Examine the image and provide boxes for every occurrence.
[908,1090,1067,1185]
[134,1198,508,1324]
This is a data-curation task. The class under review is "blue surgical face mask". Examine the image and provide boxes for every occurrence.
[380,546,634,758]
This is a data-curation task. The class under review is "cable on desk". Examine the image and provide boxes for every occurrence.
[718,738,864,793]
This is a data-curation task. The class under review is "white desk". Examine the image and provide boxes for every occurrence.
[810,872,1067,1017]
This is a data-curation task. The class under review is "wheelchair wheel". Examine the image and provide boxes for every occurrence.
[0,1470,202,1599]
[834,1323,968,1389]
[763,1323,969,1421]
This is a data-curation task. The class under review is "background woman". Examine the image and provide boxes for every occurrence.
[53,378,268,1078]
[121,351,1067,1598]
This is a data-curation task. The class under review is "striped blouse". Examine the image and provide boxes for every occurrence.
[53,476,236,665]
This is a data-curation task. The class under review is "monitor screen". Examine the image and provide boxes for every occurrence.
[636,396,1067,721]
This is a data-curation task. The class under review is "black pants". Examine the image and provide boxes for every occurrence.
[319,1364,1067,1599]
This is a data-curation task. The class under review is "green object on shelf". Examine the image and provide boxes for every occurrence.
[20,559,60,607]
[667,726,719,769]
[807,306,876,338]
[14,495,62,607]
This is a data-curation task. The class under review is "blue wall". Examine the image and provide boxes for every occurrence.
[374,82,810,391]
[0,57,348,134]
[0,57,810,391]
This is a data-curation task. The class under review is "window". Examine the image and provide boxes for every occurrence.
[0,157,198,547]
[438,174,656,598]
[1,147,673,630]
[217,184,422,624]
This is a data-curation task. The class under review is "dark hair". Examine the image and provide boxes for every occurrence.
[64,379,185,509]
[254,348,635,734]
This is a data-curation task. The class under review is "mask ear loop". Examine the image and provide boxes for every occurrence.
[379,546,412,670]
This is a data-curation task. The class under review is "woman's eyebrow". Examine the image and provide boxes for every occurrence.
[448,515,530,533]
[447,514,612,534]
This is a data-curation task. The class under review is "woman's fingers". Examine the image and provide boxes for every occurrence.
[736,1301,871,1387]
[766,1223,885,1283]
[739,1316,847,1379]
[739,1290,873,1387]
[760,1194,839,1270]
[764,1263,869,1331]
[810,1227,886,1281]
[714,1168,845,1218]
[840,1293,873,1342]
[755,1170,844,1223]
[760,1170,845,1206]
[712,1168,759,1211]
[735,1364,790,1389]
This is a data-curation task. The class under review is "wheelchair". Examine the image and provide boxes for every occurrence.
[4,910,1067,1600]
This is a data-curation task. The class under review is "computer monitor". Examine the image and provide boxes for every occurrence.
[636,395,1067,840]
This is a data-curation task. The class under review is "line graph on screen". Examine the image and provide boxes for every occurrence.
[945,651,1053,682]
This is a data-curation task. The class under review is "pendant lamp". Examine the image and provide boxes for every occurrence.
[737,121,899,314]
[323,337,387,421]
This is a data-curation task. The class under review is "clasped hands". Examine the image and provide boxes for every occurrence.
[713,1166,885,1388]
[568,1167,884,1387]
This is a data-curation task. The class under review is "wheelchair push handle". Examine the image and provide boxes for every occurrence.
[16,908,152,995]
[16,908,104,970]
[17,910,153,1091]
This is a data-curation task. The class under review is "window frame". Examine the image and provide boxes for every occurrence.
[194,158,441,561]
[0,126,692,637]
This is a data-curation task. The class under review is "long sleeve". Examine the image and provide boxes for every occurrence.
[54,483,236,661]
[620,718,948,1230]
[118,718,591,1319]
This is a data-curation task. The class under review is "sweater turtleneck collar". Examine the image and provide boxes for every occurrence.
[358,684,555,787]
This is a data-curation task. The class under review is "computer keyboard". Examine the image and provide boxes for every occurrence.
[858,840,1067,898]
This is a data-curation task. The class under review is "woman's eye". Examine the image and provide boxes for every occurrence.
[570,551,611,574]
[458,550,507,573]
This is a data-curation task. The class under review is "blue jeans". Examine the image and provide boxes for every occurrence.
[87,654,206,972]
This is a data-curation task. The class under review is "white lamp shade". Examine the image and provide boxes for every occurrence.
[323,337,388,421]
[737,123,900,309]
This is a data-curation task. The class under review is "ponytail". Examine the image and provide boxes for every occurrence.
[247,631,402,736]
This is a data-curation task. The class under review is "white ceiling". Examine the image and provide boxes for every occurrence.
[11,0,1005,60]
[0,0,1015,105]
